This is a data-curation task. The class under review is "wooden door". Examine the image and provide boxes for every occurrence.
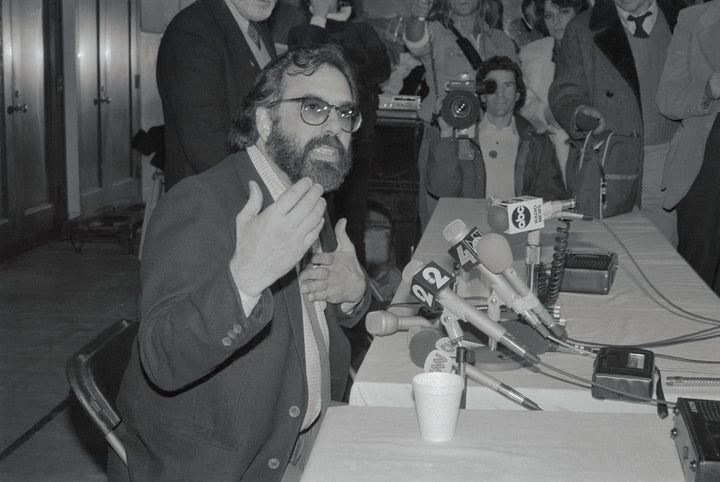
[0,0,64,255]
[78,0,138,214]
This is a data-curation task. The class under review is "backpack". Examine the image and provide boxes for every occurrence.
[566,130,643,219]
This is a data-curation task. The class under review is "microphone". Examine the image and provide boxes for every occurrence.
[442,220,551,339]
[474,233,568,339]
[487,196,592,234]
[408,326,445,368]
[421,343,542,410]
[575,111,600,132]
[402,260,541,365]
[465,364,542,410]
[366,310,435,336]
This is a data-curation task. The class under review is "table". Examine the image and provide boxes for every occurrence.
[351,198,720,412]
[301,406,684,481]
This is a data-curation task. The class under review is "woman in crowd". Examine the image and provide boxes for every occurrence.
[518,0,588,180]
[403,0,517,228]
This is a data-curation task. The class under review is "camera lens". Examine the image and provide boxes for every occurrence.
[440,90,481,129]
[451,98,472,119]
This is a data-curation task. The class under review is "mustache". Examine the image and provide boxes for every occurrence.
[305,134,346,156]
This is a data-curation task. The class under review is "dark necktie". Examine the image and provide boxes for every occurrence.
[628,12,652,38]
[247,21,262,49]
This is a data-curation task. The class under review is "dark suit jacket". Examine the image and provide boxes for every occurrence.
[549,0,684,140]
[157,0,277,190]
[426,114,570,201]
[114,151,369,481]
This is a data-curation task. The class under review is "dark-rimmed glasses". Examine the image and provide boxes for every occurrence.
[266,96,362,133]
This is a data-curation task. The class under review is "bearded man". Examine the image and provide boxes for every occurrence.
[111,45,370,482]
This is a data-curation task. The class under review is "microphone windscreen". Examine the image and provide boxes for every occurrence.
[474,232,513,273]
[408,327,444,368]
[402,259,425,285]
[365,310,392,336]
[442,219,468,244]
[487,205,510,232]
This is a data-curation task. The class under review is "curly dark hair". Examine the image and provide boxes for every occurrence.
[475,55,526,113]
[535,0,590,21]
[228,44,359,149]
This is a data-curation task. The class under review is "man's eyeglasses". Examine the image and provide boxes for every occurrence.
[266,96,362,133]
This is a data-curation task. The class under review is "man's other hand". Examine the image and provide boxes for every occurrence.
[298,218,366,305]
[230,178,326,297]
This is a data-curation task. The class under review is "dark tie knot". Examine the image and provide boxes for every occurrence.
[247,21,261,49]
[628,11,652,38]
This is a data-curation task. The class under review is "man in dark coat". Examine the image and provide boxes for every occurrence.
[158,0,278,190]
[548,0,685,243]
[111,45,370,481]
[287,0,391,266]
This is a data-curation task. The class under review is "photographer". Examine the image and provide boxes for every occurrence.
[404,0,516,229]
[426,56,568,205]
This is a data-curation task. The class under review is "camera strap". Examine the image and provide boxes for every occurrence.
[446,20,483,71]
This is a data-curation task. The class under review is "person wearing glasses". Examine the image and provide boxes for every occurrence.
[111,45,370,482]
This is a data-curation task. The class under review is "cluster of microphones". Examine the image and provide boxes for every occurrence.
[366,197,594,411]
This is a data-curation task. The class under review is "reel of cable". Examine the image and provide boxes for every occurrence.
[543,219,572,309]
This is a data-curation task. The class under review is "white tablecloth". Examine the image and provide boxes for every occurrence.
[301,406,684,481]
[350,198,720,412]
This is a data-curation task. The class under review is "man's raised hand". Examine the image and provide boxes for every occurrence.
[230,178,326,297]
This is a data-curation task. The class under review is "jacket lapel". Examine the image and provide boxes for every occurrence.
[207,0,263,74]
[590,0,640,101]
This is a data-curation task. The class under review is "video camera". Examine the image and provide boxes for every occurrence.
[440,79,497,130]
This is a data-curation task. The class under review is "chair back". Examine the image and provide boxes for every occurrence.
[67,319,138,440]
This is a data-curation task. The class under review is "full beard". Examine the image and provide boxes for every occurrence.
[265,122,352,193]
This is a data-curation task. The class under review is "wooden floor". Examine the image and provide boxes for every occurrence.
[0,240,140,481]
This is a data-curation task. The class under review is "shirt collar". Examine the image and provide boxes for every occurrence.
[225,0,250,30]
[246,145,290,202]
[478,114,517,136]
[616,0,658,35]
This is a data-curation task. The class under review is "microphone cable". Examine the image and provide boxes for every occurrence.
[564,219,720,350]
[536,360,675,410]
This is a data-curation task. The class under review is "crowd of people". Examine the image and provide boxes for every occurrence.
[111,0,720,480]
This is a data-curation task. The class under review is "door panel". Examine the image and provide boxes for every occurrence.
[77,0,101,195]
[0,0,57,253]
[79,0,138,214]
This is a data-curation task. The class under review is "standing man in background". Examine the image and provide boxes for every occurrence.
[158,0,278,190]
[549,0,684,244]
[288,0,391,266]
[656,0,720,292]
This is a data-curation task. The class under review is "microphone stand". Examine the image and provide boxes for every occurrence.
[525,229,542,295]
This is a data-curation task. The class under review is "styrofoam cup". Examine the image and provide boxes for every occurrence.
[412,372,464,442]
